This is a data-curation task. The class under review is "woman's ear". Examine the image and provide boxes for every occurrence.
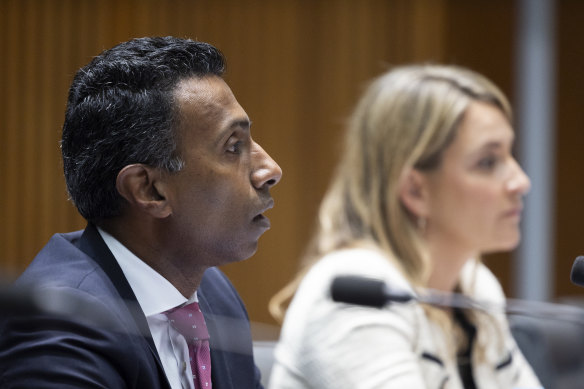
[398,168,430,219]
[116,164,172,218]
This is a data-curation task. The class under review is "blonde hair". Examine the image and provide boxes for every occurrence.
[270,65,511,324]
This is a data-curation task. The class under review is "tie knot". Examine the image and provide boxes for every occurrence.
[165,302,210,342]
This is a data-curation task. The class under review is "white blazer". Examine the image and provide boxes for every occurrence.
[269,248,542,389]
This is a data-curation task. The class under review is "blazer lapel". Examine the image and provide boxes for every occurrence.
[77,223,170,387]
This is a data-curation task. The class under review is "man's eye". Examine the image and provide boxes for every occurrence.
[227,140,242,154]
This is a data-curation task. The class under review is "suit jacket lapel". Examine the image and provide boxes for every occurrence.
[77,223,169,386]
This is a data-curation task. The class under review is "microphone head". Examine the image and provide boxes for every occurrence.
[330,276,388,308]
[570,256,584,287]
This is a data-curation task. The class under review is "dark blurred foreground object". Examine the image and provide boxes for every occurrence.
[570,256,584,287]
[0,282,144,332]
[510,312,584,389]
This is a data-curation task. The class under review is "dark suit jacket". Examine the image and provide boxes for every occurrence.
[0,224,263,388]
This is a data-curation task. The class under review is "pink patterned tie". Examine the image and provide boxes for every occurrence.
[165,302,212,388]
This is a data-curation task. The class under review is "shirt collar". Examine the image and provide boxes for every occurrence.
[97,227,197,317]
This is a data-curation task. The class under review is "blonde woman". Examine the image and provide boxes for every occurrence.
[268,65,542,389]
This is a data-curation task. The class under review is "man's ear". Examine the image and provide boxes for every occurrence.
[398,168,430,219]
[116,164,172,218]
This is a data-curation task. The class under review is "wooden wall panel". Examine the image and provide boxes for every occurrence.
[1,0,87,279]
[555,0,584,299]
[2,0,582,332]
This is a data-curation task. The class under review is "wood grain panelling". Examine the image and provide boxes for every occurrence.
[1,0,85,279]
[2,0,582,329]
[555,0,584,300]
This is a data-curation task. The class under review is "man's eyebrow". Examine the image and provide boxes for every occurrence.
[230,119,251,130]
[216,119,251,146]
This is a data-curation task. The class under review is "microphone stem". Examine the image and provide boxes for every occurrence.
[416,290,584,324]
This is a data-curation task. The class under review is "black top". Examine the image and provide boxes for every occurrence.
[454,308,478,389]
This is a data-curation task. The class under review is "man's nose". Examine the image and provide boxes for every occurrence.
[251,142,282,189]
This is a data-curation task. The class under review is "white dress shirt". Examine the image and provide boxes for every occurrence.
[98,228,197,389]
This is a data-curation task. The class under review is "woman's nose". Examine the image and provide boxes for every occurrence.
[506,158,531,195]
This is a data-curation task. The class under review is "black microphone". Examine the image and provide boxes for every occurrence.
[0,283,129,330]
[0,283,259,354]
[331,276,413,308]
[331,275,487,311]
[570,256,584,287]
[330,275,584,324]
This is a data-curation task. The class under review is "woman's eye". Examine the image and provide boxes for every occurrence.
[477,155,498,170]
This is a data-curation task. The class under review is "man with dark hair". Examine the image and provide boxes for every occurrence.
[0,37,281,388]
